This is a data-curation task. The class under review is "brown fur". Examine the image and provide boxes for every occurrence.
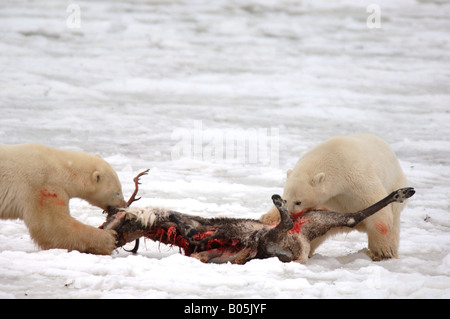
[104,188,414,263]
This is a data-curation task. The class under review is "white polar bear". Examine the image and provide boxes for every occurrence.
[0,143,127,255]
[260,134,408,261]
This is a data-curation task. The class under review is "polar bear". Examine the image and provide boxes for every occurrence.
[0,143,127,255]
[260,134,408,261]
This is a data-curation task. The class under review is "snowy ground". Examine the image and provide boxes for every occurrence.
[0,0,449,299]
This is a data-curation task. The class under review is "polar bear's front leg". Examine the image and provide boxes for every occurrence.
[24,202,116,255]
[259,205,281,225]
[360,194,400,261]
[66,218,117,255]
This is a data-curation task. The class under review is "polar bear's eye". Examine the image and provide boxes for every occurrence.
[295,201,302,206]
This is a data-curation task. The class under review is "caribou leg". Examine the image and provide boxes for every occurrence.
[300,187,415,242]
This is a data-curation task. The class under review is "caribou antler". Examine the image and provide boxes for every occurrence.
[126,169,149,253]
[127,169,150,206]
[100,169,149,253]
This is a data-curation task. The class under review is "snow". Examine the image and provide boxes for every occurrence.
[0,0,449,299]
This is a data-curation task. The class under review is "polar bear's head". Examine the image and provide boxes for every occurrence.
[82,156,127,210]
[282,169,328,216]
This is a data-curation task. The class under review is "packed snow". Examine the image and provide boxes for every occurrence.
[0,0,449,299]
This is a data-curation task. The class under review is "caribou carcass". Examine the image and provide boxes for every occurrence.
[101,172,414,264]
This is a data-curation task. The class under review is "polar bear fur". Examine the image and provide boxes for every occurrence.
[0,143,127,255]
[260,134,408,261]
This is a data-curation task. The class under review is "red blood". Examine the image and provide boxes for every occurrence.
[289,207,328,234]
[375,220,389,235]
[192,228,216,241]
[38,188,65,207]
[291,210,306,220]
[289,218,309,234]
[143,227,191,255]
[141,226,244,258]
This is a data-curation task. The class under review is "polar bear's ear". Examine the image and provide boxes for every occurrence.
[92,171,101,184]
[311,172,325,186]
[286,169,293,178]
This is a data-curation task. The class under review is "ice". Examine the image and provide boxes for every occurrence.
[1,0,449,298]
